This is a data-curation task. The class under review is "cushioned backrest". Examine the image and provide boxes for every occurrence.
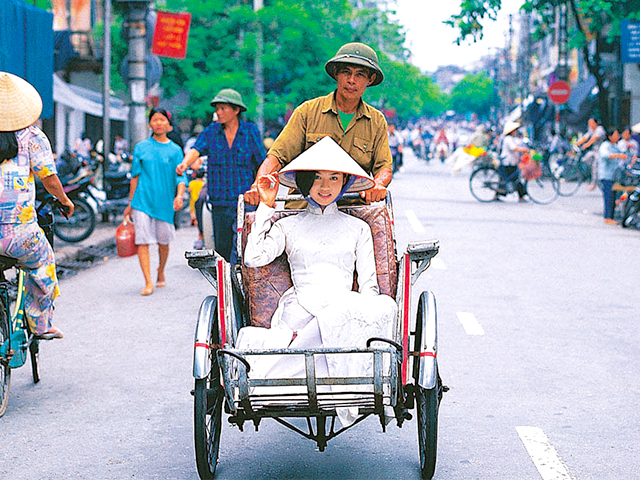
[241,205,398,328]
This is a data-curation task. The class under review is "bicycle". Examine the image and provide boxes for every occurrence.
[0,197,68,417]
[469,156,559,204]
[550,147,594,197]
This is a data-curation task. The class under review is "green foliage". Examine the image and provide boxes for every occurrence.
[449,72,496,118]
[449,0,640,48]
[107,0,447,125]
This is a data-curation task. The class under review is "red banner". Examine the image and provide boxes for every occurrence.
[151,11,191,59]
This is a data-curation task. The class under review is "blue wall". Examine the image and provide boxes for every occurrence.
[0,0,54,118]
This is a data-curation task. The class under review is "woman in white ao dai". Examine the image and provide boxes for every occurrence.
[236,142,397,419]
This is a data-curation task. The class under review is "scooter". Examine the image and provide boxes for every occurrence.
[621,165,640,228]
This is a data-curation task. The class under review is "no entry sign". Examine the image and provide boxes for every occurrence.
[548,80,571,104]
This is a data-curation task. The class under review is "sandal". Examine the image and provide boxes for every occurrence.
[35,327,64,340]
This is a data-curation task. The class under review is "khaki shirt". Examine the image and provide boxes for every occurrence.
[269,91,393,175]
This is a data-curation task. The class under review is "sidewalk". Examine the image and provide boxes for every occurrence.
[53,210,195,266]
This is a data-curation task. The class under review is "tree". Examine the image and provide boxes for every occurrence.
[449,72,496,118]
[445,0,640,126]
[106,0,447,127]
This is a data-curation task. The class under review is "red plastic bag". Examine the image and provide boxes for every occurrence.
[116,217,137,257]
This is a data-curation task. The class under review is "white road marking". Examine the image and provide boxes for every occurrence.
[516,426,573,480]
[430,257,447,270]
[456,312,485,335]
[405,210,425,233]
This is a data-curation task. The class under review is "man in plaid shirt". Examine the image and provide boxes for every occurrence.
[178,89,265,265]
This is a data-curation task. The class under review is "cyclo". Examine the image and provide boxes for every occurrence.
[186,192,445,479]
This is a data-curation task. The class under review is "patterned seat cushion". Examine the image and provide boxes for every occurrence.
[241,204,398,328]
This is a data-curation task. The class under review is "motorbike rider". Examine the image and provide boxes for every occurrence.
[0,71,75,339]
[434,128,449,162]
[387,123,403,172]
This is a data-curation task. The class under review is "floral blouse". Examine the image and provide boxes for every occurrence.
[0,126,57,225]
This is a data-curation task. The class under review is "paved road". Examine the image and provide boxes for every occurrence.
[1,150,638,479]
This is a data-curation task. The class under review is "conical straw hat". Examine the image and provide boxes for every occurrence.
[0,72,43,132]
[279,136,375,193]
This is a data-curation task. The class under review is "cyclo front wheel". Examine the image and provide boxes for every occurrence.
[469,167,501,202]
[54,196,96,243]
[525,174,559,204]
[0,299,12,417]
[194,338,223,478]
[416,374,443,480]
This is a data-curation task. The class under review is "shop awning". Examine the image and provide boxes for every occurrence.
[53,74,128,121]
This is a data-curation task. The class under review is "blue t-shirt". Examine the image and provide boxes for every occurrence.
[131,137,186,223]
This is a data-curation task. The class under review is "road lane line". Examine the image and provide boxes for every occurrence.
[405,210,425,233]
[456,312,485,335]
[516,426,573,480]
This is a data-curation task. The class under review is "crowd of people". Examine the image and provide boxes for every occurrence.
[387,114,640,223]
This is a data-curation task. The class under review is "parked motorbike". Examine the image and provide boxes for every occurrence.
[621,165,640,229]
[85,149,132,223]
[36,168,96,243]
[40,147,131,243]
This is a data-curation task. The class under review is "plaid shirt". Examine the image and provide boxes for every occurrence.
[193,120,265,206]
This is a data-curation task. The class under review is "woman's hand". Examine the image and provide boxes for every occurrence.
[255,174,279,207]
[123,204,132,220]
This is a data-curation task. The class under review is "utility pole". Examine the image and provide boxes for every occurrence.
[556,2,569,133]
[254,0,264,138]
[119,0,151,149]
[102,0,112,178]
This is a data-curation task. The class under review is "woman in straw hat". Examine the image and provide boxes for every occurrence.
[499,121,528,201]
[0,71,75,339]
[236,137,397,426]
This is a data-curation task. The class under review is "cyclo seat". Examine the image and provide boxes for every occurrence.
[240,203,398,328]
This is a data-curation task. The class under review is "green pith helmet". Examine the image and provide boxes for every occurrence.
[210,88,247,112]
[324,42,384,86]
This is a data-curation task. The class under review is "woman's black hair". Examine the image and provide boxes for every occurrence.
[0,131,18,162]
[296,171,316,197]
[148,107,171,123]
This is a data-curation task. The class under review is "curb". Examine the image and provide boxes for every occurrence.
[54,226,117,265]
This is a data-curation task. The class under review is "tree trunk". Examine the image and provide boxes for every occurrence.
[569,0,609,125]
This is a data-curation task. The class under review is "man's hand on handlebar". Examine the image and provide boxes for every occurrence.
[360,180,387,204]
[244,183,261,206]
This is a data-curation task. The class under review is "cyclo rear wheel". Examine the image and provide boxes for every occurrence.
[194,323,223,479]
[469,167,501,202]
[0,298,12,417]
